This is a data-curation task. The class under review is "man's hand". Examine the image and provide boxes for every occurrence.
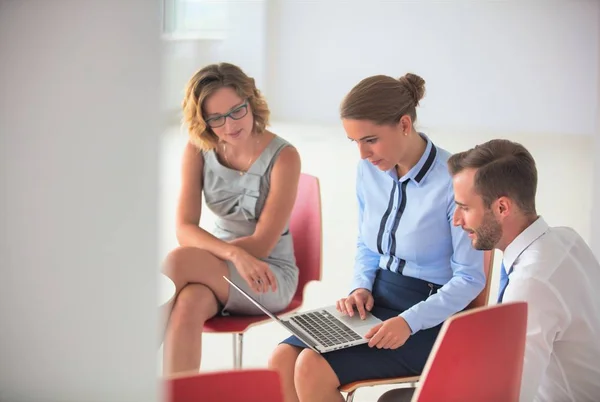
[335,288,374,320]
[365,316,412,349]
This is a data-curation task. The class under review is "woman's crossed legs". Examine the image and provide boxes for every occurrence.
[161,246,230,375]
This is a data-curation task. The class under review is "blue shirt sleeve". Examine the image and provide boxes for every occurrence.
[349,163,380,293]
[399,182,486,333]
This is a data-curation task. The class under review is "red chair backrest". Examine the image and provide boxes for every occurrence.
[289,173,322,303]
[414,302,528,402]
[467,249,495,309]
[165,369,283,402]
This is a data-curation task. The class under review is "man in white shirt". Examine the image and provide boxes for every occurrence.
[448,139,600,401]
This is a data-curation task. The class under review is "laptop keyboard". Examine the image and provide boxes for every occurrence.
[290,310,362,348]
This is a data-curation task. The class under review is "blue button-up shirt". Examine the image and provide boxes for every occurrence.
[350,135,485,334]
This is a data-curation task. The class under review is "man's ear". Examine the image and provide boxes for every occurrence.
[497,197,512,217]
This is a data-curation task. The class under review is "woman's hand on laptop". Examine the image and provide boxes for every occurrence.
[231,249,277,294]
[365,317,411,350]
[336,288,374,320]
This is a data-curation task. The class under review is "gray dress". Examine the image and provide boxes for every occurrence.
[202,135,299,315]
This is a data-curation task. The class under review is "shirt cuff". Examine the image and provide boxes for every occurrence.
[349,277,374,295]
[399,309,420,335]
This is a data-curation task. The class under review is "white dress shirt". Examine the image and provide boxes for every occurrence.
[502,216,600,402]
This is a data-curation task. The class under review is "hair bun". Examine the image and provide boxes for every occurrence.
[398,73,426,106]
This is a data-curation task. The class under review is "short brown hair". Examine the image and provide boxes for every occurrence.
[182,63,270,150]
[340,73,426,125]
[448,139,538,215]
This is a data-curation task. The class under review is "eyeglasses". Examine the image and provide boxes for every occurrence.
[204,101,249,128]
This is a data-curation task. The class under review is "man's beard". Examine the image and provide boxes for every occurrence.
[472,209,502,250]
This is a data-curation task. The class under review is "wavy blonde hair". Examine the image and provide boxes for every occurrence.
[182,63,270,151]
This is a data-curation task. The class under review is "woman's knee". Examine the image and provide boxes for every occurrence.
[170,284,217,326]
[162,247,222,283]
[294,349,339,388]
[163,246,201,276]
[268,344,301,371]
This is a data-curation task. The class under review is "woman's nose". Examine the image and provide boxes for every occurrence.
[358,143,371,159]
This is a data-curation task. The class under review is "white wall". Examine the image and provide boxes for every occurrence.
[0,1,161,401]
[161,0,267,118]
[592,3,600,257]
[266,1,599,136]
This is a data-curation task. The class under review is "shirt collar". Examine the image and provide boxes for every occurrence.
[503,216,550,272]
[386,133,437,186]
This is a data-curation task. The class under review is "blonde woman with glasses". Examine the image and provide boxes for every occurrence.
[161,63,301,375]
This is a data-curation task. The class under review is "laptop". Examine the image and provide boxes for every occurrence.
[224,276,382,354]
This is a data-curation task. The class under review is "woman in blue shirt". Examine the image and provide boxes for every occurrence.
[268,73,486,402]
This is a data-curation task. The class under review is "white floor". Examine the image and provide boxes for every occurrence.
[158,121,593,402]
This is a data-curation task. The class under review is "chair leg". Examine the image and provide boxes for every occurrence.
[345,390,355,402]
[232,333,243,369]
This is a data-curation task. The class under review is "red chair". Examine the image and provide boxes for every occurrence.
[413,302,528,402]
[203,173,322,368]
[165,369,284,402]
[341,250,495,401]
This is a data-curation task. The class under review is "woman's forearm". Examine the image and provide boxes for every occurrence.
[176,223,240,262]
[229,236,270,260]
[176,224,270,262]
